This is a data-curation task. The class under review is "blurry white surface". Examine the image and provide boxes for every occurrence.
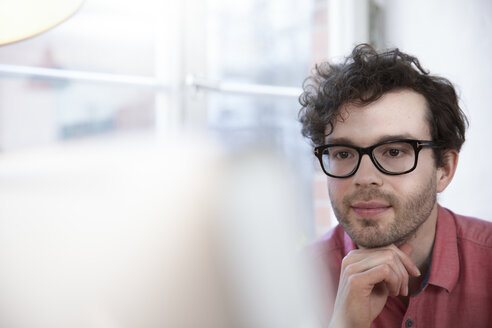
[0,135,320,327]
[214,148,319,328]
[0,135,223,327]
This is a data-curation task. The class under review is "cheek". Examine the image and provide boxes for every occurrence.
[389,168,436,196]
[327,178,348,202]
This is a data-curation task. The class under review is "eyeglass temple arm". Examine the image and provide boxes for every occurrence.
[417,141,440,148]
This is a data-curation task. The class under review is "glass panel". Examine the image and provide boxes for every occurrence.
[0,0,161,151]
[206,0,313,86]
[0,0,157,73]
[206,0,316,236]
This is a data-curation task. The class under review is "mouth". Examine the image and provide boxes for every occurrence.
[350,201,392,218]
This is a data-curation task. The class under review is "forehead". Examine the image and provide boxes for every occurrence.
[328,89,431,145]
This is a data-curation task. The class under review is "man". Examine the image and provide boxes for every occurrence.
[299,44,492,327]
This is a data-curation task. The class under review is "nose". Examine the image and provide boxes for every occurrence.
[352,154,383,187]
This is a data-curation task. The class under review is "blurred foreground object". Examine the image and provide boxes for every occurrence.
[0,135,321,328]
[0,0,84,45]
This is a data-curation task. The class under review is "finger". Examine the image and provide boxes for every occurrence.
[388,252,409,296]
[360,263,402,296]
[341,248,399,270]
[341,245,418,296]
[399,242,413,256]
[389,244,421,277]
[345,247,413,296]
[376,250,407,296]
[397,243,415,295]
[341,249,369,270]
[343,245,419,277]
[344,251,407,294]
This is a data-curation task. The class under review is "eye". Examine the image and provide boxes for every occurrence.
[336,151,350,159]
[387,148,401,157]
[380,145,411,158]
[326,146,357,161]
[330,150,356,160]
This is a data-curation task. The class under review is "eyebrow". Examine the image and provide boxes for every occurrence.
[326,134,418,146]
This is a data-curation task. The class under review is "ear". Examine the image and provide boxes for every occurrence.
[436,150,459,193]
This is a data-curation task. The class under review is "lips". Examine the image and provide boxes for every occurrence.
[351,201,392,217]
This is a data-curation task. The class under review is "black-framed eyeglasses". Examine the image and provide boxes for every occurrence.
[314,139,440,178]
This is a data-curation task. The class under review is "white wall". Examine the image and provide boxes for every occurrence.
[381,0,492,220]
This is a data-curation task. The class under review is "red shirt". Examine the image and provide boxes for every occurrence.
[311,206,492,327]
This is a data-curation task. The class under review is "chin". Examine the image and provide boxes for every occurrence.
[349,226,400,248]
[352,225,416,248]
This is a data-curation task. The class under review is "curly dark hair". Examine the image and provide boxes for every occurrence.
[298,43,468,167]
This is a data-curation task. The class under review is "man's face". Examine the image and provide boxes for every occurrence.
[327,89,439,248]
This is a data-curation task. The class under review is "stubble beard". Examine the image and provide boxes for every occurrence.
[330,176,437,248]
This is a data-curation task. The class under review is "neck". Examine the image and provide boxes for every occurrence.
[404,204,438,296]
[407,204,438,269]
[395,204,438,307]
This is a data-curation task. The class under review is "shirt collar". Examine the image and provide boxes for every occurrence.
[427,205,460,293]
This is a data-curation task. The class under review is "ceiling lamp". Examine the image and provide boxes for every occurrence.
[0,0,85,46]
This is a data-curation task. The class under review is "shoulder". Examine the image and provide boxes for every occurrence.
[445,208,492,248]
[305,225,347,264]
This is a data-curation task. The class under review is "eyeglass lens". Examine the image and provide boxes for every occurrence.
[321,141,416,176]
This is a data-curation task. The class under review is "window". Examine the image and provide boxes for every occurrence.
[0,0,321,239]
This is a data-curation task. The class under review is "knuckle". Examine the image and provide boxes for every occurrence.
[346,274,360,288]
[341,252,356,269]
[344,263,357,276]
[380,263,391,275]
[347,249,358,256]
[382,249,398,263]
[387,244,398,251]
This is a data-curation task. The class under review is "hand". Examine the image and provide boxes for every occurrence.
[329,244,421,328]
